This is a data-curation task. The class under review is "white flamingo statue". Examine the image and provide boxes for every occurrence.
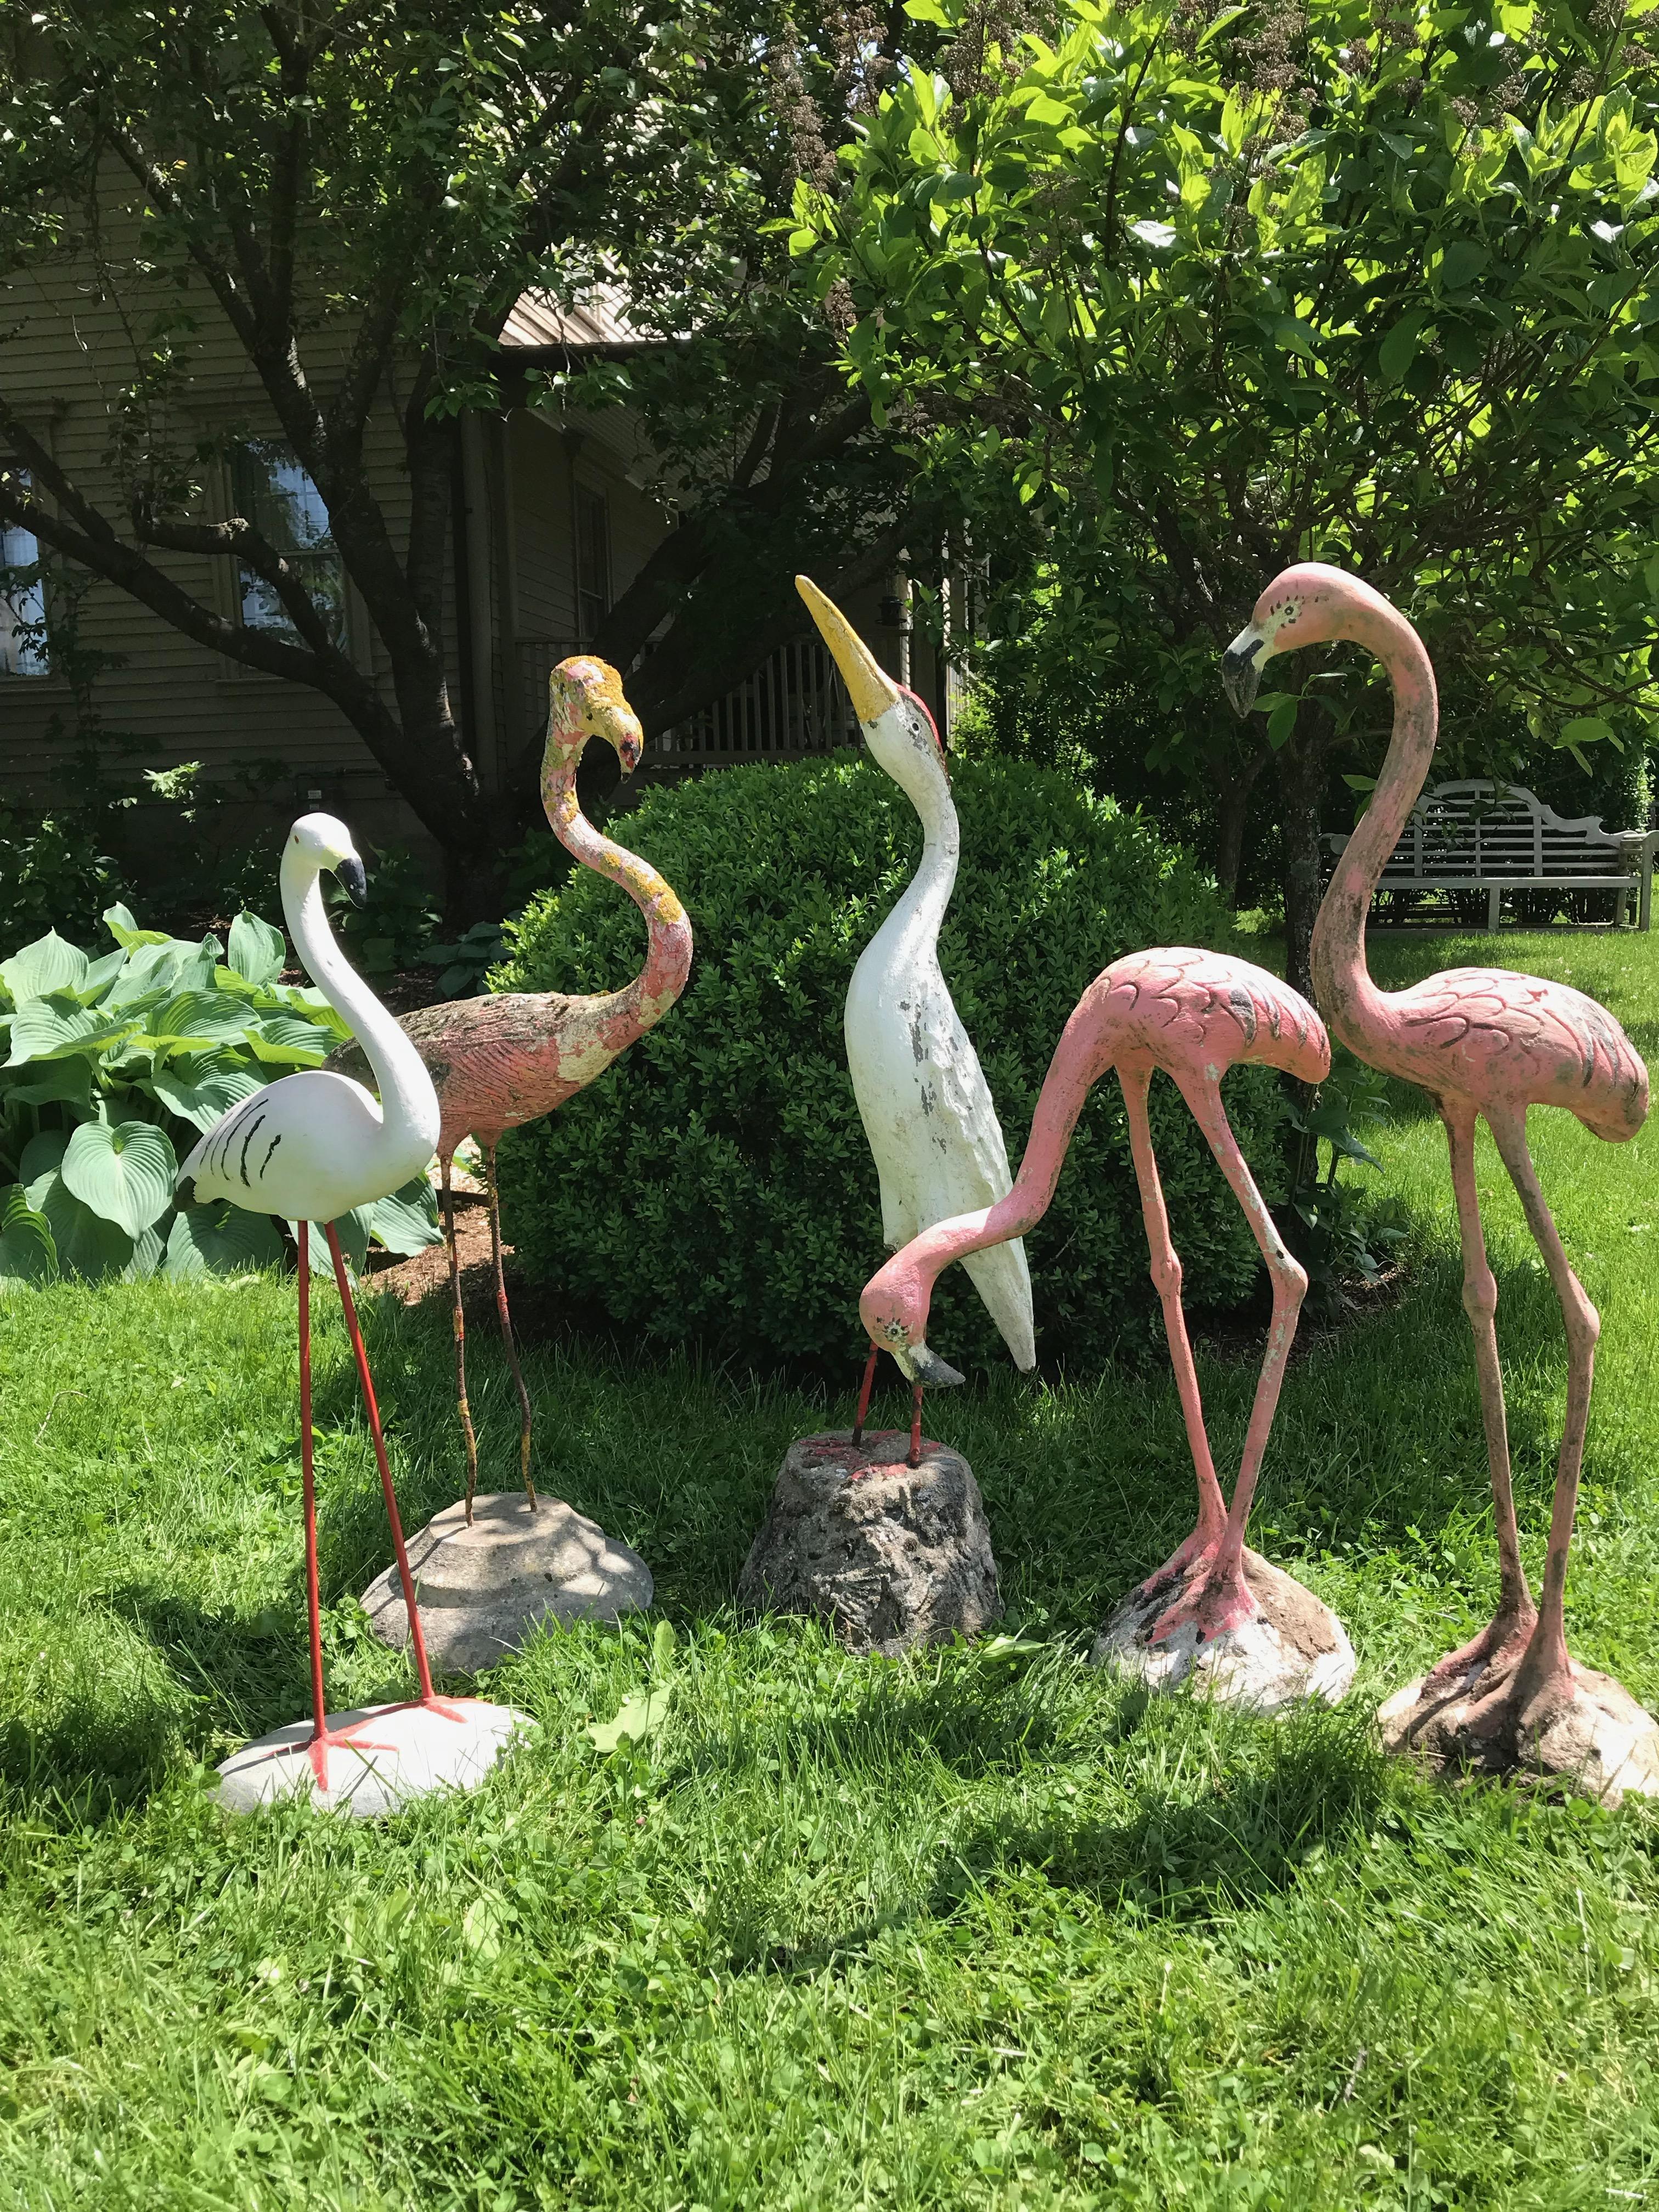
[796,576,1035,1459]
[182,813,529,1815]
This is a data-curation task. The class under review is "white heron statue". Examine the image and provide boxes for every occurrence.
[795,577,1035,1457]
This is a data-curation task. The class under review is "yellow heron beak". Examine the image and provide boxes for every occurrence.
[795,575,899,726]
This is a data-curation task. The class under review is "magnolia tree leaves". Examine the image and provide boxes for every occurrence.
[0,905,442,1286]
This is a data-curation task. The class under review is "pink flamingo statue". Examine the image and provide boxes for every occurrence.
[330,657,691,1520]
[179,814,527,1815]
[860,946,1358,1711]
[1224,562,1658,1799]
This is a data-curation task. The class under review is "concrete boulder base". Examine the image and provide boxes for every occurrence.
[1379,1660,1659,1809]
[739,1430,1001,1658]
[362,1491,653,1675]
[213,1697,533,1819]
[1090,1547,1356,1716]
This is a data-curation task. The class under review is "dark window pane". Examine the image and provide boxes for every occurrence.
[232,439,346,648]
[0,469,48,675]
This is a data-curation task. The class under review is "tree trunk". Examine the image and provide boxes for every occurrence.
[1214,744,1267,909]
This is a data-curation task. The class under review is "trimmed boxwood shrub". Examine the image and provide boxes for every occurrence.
[495,753,1285,1378]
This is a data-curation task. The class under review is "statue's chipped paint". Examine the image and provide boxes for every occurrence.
[796,577,1035,1408]
[329,658,692,1518]
[1228,563,1658,1796]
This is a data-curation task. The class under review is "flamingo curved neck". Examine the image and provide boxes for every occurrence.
[541,736,691,1028]
[281,853,436,1156]
[1310,600,1439,1056]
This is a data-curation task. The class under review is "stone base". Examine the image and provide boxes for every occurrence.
[1379,1659,1659,1808]
[362,1491,652,1675]
[213,1696,532,1818]
[1090,1547,1356,1715]
[738,1430,1001,1658]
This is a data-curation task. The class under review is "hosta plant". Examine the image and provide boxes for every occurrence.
[0,904,440,1289]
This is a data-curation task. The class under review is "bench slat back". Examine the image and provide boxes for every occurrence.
[1330,779,1643,882]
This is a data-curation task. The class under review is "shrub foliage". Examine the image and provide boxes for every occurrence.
[496,754,1285,1376]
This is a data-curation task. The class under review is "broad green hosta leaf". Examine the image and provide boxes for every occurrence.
[99,941,195,1009]
[0,1183,56,1287]
[61,1119,178,1235]
[20,1127,69,1188]
[150,1054,266,1133]
[6,995,138,1066]
[359,1173,442,1255]
[246,1014,332,1066]
[145,989,254,1046]
[166,1201,284,1278]
[2,1058,94,1113]
[228,911,286,988]
[1,931,89,1005]
[102,902,173,952]
[123,1223,166,1282]
[27,1168,134,1282]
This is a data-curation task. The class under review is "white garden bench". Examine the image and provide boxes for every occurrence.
[1323,778,1656,932]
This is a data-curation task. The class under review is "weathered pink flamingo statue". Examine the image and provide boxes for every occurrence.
[1224,562,1658,1799]
[860,946,1358,1711]
[331,657,691,1520]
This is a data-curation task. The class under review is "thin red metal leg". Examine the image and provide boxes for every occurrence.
[851,1343,879,1444]
[324,1221,442,1706]
[908,1384,924,1470]
[297,1224,330,1783]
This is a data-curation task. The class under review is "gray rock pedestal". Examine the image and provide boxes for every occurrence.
[738,1430,1001,1657]
[213,1697,533,1819]
[1090,1548,1356,1715]
[1379,1661,1659,1808]
[362,1491,652,1675]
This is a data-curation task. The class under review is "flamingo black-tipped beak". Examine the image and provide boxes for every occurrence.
[907,1343,966,1389]
[336,855,369,907]
[615,718,644,775]
[1221,630,1264,718]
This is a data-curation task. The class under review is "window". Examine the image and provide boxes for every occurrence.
[575,484,610,642]
[0,468,49,676]
[230,439,347,647]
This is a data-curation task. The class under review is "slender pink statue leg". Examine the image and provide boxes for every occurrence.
[851,1342,879,1446]
[1462,1106,1599,1731]
[441,1153,482,1523]
[484,1144,537,1509]
[1422,1101,1537,1692]
[324,1222,466,1724]
[1119,1063,1227,1594]
[1151,1075,1309,1645]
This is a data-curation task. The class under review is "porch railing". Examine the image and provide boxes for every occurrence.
[513,634,857,768]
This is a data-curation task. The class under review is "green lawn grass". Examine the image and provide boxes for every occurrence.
[3,927,1658,2210]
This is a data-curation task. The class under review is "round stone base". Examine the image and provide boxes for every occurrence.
[1379,1660,1659,1808]
[362,1491,652,1674]
[737,1430,1001,1658]
[1090,1547,1356,1715]
[213,1696,532,1819]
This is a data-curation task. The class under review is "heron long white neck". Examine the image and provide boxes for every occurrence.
[281,851,439,1158]
[882,724,959,946]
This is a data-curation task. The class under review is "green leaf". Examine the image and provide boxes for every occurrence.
[359,1174,442,1256]
[2,1057,95,1113]
[228,911,287,989]
[145,989,255,1046]
[0,1183,56,1288]
[246,1014,332,1066]
[1560,715,1614,747]
[166,1202,284,1278]
[1438,239,1489,290]
[1,932,88,1006]
[102,903,172,951]
[288,1212,370,1276]
[1266,697,1299,749]
[6,995,137,1068]
[27,1169,134,1282]
[651,1620,678,1677]
[61,1120,178,1235]
[21,1128,70,1192]
[1379,310,1431,380]
[150,1056,266,1134]
[586,1683,670,1757]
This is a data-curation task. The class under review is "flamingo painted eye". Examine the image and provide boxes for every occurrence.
[898,684,945,758]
